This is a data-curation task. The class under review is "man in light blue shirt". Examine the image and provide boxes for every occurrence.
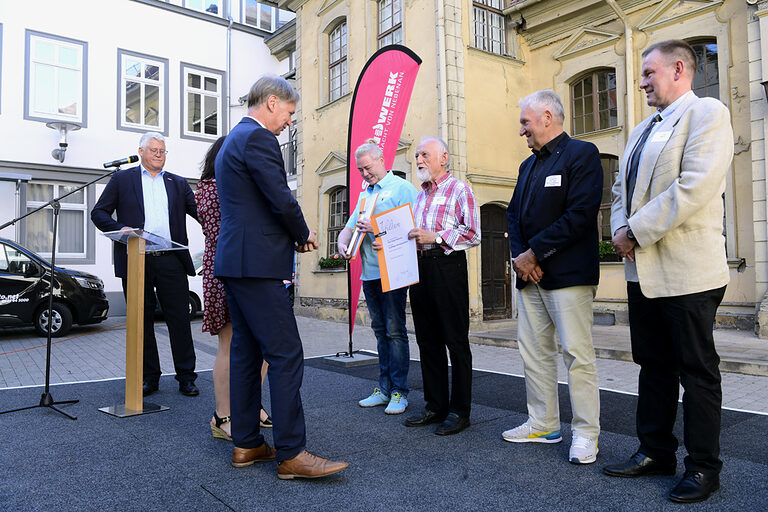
[338,140,418,415]
[92,132,199,397]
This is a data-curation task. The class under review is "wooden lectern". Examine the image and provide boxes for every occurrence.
[98,229,185,417]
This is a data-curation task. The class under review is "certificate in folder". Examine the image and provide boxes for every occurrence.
[345,193,379,259]
[371,203,419,292]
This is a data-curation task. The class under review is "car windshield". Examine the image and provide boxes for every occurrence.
[192,251,203,272]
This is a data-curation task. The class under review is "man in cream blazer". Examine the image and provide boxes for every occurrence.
[603,40,734,504]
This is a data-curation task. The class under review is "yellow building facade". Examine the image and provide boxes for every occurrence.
[275,0,764,335]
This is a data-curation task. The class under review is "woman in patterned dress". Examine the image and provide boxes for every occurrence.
[196,136,271,440]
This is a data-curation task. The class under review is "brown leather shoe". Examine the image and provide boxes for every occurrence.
[277,450,349,480]
[231,444,276,468]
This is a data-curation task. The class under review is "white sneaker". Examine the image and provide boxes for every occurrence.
[502,421,562,443]
[569,435,599,464]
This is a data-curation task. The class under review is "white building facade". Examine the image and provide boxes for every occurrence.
[0,0,294,314]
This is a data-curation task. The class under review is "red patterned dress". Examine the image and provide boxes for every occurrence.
[195,178,229,334]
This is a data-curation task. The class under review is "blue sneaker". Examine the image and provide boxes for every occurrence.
[384,392,408,415]
[359,388,389,407]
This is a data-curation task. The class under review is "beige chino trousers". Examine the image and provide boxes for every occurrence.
[517,284,600,439]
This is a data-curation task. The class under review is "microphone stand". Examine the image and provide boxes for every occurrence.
[0,165,123,420]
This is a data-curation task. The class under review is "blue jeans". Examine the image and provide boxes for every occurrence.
[362,279,409,397]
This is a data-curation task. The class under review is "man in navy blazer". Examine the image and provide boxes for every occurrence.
[504,90,603,464]
[91,132,199,397]
[214,76,347,479]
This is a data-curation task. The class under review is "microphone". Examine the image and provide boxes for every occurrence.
[103,155,139,168]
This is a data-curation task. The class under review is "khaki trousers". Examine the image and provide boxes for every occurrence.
[517,284,600,439]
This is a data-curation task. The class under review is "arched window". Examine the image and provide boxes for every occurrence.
[571,69,617,135]
[599,155,619,241]
[327,187,348,257]
[378,0,402,48]
[329,22,348,102]
[690,40,719,100]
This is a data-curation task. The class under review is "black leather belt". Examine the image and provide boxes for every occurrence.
[417,248,446,258]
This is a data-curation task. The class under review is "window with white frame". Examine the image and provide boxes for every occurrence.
[25,31,86,125]
[378,0,402,48]
[25,183,87,259]
[119,50,166,132]
[329,22,348,102]
[243,0,296,32]
[473,0,506,56]
[327,187,348,258]
[182,65,223,139]
[185,0,221,15]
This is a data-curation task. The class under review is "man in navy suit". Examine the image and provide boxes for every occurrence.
[504,90,603,464]
[214,75,347,479]
[91,132,199,397]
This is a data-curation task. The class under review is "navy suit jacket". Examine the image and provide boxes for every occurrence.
[91,166,198,278]
[214,117,309,280]
[507,134,603,290]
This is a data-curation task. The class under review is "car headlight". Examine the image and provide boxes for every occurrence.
[74,276,104,290]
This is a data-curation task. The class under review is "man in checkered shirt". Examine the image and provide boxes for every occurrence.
[403,136,481,436]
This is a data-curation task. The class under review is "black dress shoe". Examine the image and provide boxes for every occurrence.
[669,471,720,503]
[434,413,470,436]
[603,451,676,478]
[142,382,158,397]
[179,381,199,396]
[404,409,447,427]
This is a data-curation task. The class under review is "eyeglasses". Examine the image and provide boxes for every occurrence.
[145,148,168,156]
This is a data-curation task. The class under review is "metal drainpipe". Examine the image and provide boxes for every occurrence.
[435,0,449,141]
[604,0,635,135]
[226,12,234,124]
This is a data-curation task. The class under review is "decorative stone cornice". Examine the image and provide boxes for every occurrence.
[466,173,517,187]
[637,0,723,31]
[265,19,296,60]
[553,27,622,60]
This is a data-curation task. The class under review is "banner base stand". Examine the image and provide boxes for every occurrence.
[324,351,378,368]
[98,402,169,418]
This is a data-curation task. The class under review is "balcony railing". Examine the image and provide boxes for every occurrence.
[281,139,297,177]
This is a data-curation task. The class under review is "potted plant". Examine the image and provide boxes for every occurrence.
[599,241,622,262]
[318,253,347,270]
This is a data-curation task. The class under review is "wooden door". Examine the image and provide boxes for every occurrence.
[481,204,511,320]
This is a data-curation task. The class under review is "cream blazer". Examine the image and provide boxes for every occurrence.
[610,92,734,298]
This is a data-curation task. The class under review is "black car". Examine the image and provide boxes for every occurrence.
[0,237,109,337]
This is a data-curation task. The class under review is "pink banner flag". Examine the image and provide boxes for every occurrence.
[344,45,421,353]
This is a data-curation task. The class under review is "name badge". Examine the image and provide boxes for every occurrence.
[544,175,561,187]
[651,130,672,143]
[432,196,447,205]
[379,190,393,199]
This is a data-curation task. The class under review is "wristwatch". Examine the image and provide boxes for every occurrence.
[626,227,636,241]
[434,235,444,246]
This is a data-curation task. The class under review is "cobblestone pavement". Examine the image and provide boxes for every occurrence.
[1,314,767,414]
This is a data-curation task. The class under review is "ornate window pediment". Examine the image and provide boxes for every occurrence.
[638,0,723,31]
[554,27,621,60]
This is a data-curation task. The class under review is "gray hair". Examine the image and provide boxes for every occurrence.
[519,90,565,124]
[247,75,300,108]
[419,136,451,171]
[642,40,697,78]
[139,132,165,149]
[355,139,384,162]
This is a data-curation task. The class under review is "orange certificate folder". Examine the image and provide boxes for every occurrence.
[371,203,419,292]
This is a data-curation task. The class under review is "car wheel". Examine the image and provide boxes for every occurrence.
[188,294,200,317]
[34,303,73,337]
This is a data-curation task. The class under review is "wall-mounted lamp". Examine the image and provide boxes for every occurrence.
[45,121,81,163]
[762,80,768,102]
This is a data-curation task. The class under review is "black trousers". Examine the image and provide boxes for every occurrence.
[122,253,196,385]
[409,250,472,418]
[627,281,726,474]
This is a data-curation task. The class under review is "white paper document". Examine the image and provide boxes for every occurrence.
[371,204,419,292]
